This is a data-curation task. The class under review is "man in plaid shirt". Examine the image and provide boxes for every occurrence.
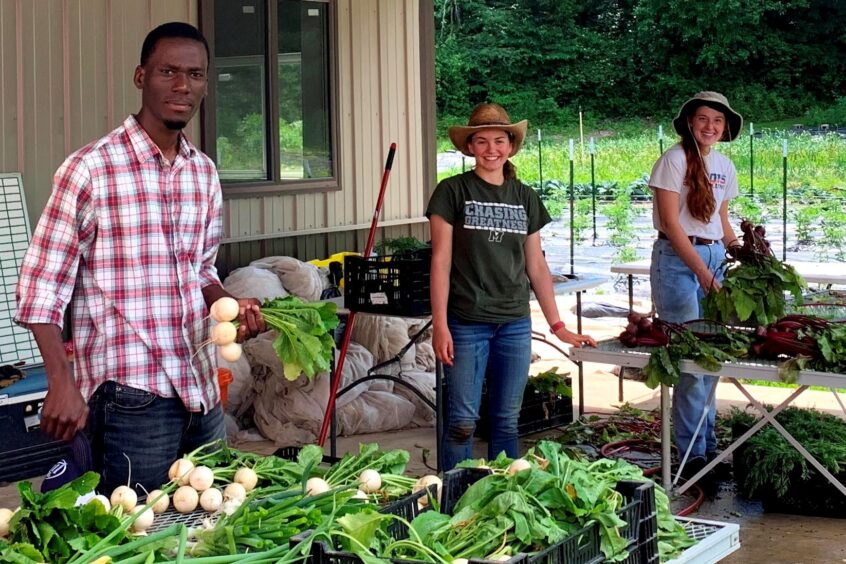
[15,22,265,494]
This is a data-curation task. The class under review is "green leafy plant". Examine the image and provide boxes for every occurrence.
[736,407,846,498]
[703,222,806,326]
[260,296,340,380]
[703,260,806,326]
[373,237,428,259]
[527,367,572,397]
[643,326,752,389]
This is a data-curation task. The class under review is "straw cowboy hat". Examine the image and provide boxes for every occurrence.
[673,91,743,142]
[448,103,528,157]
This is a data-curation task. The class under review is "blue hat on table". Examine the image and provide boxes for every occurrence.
[41,433,94,493]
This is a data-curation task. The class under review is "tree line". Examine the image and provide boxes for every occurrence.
[435,0,846,128]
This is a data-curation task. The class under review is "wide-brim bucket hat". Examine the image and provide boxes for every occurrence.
[673,91,743,142]
[448,103,528,157]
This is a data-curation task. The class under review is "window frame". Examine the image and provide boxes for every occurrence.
[199,0,340,197]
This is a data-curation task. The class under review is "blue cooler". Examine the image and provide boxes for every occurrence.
[0,365,71,484]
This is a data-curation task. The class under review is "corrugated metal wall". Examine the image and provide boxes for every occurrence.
[1,0,201,223]
[1,0,433,277]
[219,0,432,276]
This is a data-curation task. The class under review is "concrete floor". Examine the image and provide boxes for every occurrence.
[2,294,845,561]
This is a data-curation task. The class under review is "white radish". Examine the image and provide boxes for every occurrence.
[173,486,200,513]
[453,559,469,564]
[353,490,369,501]
[507,458,532,475]
[199,487,223,512]
[211,297,240,323]
[305,477,330,496]
[147,490,169,514]
[219,342,242,362]
[0,508,13,537]
[412,475,443,507]
[223,482,247,503]
[221,499,243,516]
[211,322,238,346]
[110,486,137,512]
[188,466,215,492]
[234,467,259,492]
[130,506,155,533]
[168,458,195,485]
[90,494,111,512]
[358,469,381,494]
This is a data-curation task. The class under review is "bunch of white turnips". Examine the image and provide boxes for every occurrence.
[67,458,261,535]
[208,297,243,362]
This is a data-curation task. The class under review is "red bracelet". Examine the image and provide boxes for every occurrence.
[549,320,565,334]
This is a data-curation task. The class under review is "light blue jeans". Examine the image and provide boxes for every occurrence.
[651,238,725,460]
[440,315,531,470]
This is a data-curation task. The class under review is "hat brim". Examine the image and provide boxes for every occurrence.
[448,120,528,157]
[673,100,743,142]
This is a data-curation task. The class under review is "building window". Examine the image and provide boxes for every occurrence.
[202,0,336,193]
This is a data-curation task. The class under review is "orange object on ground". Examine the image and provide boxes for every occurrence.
[218,368,234,409]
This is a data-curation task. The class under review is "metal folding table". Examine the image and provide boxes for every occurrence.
[569,339,846,494]
[612,259,846,313]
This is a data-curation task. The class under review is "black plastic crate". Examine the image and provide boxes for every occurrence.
[616,480,659,564]
[344,250,431,317]
[440,467,491,515]
[273,446,342,465]
[292,486,437,564]
[528,522,603,564]
[441,469,656,564]
[475,379,574,440]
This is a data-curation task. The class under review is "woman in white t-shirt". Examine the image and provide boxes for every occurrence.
[648,91,743,478]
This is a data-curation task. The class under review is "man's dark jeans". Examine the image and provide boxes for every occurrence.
[86,381,224,495]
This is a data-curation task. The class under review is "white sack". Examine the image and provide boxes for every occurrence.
[335,342,375,408]
[392,370,437,428]
[350,315,411,365]
[335,390,416,435]
[223,266,289,301]
[250,256,325,301]
[415,341,436,372]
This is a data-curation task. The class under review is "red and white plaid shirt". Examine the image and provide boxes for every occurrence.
[16,115,223,412]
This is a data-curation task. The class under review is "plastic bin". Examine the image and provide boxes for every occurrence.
[273,446,342,465]
[441,468,658,564]
[0,364,71,483]
[344,250,431,317]
[617,480,659,564]
[476,379,574,439]
[292,485,437,564]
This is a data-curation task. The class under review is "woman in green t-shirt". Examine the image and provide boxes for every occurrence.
[427,103,596,470]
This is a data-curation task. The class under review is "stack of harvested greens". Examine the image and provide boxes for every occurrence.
[703,220,806,326]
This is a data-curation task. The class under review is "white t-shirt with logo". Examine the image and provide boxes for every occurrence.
[649,143,738,241]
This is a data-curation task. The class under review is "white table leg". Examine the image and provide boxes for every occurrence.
[661,383,672,490]
[672,376,719,490]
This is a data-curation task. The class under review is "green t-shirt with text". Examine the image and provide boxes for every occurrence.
[426,171,551,323]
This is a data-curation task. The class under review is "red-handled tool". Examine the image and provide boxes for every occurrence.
[317,143,397,446]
